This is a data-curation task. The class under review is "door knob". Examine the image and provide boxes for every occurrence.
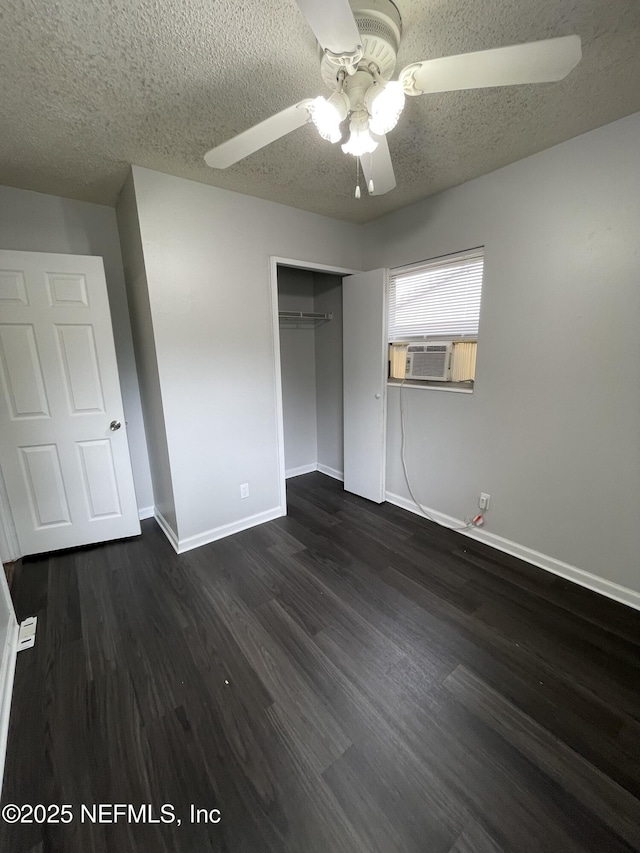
[375,393,381,399]
[110,420,121,431]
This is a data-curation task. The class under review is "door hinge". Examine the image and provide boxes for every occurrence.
[17,616,37,652]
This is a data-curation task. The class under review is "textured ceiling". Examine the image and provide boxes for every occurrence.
[0,0,639,223]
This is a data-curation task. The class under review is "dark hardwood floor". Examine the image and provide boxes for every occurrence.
[2,472,640,852]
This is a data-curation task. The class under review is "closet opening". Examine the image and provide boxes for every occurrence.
[270,258,358,515]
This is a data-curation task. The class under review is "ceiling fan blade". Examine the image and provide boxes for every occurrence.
[204,100,313,169]
[400,35,582,96]
[296,0,361,57]
[360,135,396,196]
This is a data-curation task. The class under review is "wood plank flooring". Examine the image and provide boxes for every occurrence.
[2,472,639,852]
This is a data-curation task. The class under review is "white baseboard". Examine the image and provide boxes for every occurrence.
[0,573,18,790]
[0,624,17,791]
[317,463,344,482]
[154,505,286,555]
[176,507,284,554]
[285,463,345,482]
[385,491,640,612]
[153,509,180,553]
[138,506,154,520]
[285,463,318,479]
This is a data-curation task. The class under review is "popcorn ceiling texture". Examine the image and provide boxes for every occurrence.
[0,0,639,224]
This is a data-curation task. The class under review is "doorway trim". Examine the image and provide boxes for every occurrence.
[269,256,361,516]
[0,467,20,564]
[0,567,18,791]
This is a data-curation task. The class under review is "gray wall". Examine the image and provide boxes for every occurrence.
[10,112,632,599]
[116,175,177,534]
[363,111,640,593]
[314,273,344,476]
[129,166,362,543]
[0,185,153,511]
[278,268,318,475]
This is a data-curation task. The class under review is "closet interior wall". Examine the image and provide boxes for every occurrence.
[277,267,344,480]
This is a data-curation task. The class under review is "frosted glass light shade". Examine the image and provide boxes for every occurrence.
[341,117,378,156]
[367,81,406,135]
[310,93,348,143]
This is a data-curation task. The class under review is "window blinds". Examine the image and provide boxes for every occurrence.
[388,250,484,341]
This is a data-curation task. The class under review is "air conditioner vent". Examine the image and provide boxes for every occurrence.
[408,344,447,353]
[406,342,453,381]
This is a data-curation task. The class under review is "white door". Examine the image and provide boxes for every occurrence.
[0,250,140,556]
[343,268,388,503]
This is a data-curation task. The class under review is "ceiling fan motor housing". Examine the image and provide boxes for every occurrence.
[320,0,403,88]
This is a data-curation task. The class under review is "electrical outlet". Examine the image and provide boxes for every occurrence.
[478,492,490,511]
[240,482,249,499]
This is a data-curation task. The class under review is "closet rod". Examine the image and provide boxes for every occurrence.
[278,311,333,327]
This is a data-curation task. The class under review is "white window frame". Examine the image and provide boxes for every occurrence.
[387,247,484,391]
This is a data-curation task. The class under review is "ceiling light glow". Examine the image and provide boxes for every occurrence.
[367,81,406,136]
[341,117,378,156]
[310,93,348,143]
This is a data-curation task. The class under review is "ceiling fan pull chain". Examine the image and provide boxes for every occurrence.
[368,152,375,194]
[355,157,361,199]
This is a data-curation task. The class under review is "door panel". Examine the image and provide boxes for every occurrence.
[0,324,50,418]
[46,272,89,306]
[0,270,28,304]
[0,250,140,556]
[55,324,106,413]
[77,439,122,519]
[19,444,71,528]
[342,268,387,503]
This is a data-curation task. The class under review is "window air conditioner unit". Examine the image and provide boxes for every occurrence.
[406,342,453,381]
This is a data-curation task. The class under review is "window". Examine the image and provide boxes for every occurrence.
[388,248,484,388]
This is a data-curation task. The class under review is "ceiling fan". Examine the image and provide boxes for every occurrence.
[204,0,582,197]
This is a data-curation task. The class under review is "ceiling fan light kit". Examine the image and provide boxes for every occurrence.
[309,89,350,142]
[204,0,582,199]
[366,78,406,136]
[342,113,379,156]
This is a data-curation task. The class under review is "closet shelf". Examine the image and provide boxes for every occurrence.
[278,311,333,328]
